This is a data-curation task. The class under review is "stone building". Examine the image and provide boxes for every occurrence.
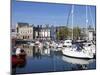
[16,22,34,41]
[16,23,51,41]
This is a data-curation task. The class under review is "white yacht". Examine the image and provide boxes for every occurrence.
[62,40,93,59]
[62,5,94,59]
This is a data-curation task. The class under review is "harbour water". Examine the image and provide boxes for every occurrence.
[12,44,96,74]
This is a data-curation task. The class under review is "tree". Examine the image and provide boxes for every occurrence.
[57,27,70,40]
[73,26,81,40]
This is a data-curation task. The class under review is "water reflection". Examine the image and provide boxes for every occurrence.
[12,54,26,75]
[12,44,96,74]
[61,55,94,70]
[18,44,51,58]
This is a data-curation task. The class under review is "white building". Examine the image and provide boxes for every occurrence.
[16,23,34,40]
[34,25,51,40]
[88,29,95,41]
[81,27,95,41]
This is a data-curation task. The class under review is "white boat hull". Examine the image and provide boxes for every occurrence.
[61,56,94,65]
[62,48,93,59]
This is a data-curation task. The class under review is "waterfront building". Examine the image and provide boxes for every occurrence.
[88,27,96,41]
[41,25,51,40]
[16,23,51,41]
[16,22,34,41]
[34,24,51,40]
[50,25,57,41]
[80,27,96,41]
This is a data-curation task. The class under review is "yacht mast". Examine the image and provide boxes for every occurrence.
[86,5,88,40]
[71,5,74,40]
[89,6,95,31]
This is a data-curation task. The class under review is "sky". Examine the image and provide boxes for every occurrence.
[11,0,96,28]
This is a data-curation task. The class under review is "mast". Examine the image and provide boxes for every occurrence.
[89,6,95,31]
[67,7,72,27]
[86,5,88,40]
[71,4,74,40]
[89,6,95,41]
[66,6,71,39]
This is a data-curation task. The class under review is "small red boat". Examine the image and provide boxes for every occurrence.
[12,49,26,67]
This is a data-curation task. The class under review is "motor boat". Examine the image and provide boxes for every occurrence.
[35,41,40,45]
[12,46,26,57]
[15,47,21,55]
[12,46,26,68]
[57,43,63,48]
[62,40,94,59]
[63,40,72,47]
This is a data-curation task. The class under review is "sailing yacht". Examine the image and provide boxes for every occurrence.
[62,5,94,59]
[62,39,93,59]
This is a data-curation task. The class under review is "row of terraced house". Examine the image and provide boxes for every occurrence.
[15,22,57,41]
[11,22,96,41]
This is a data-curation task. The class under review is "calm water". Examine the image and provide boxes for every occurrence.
[12,44,96,74]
